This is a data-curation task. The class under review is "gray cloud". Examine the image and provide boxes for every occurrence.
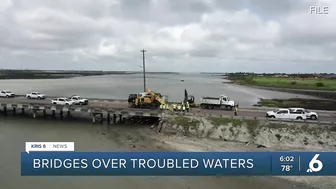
[0,0,335,72]
[248,0,312,17]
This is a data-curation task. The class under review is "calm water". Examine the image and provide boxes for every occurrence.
[0,73,315,106]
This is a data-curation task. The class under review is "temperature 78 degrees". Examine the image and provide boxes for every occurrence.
[281,165,293,172]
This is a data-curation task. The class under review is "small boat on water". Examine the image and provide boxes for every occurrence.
[181,80,184,82]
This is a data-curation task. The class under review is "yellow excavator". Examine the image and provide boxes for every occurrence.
[128,88,170,109]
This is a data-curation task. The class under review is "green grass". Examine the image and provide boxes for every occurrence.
[168,116,200,130]
[245,120,260,136]
[230,76,336,91]
[207,117,232,127]
[207,117,260,136]
[167,116,201,135]
[254,98,336,110]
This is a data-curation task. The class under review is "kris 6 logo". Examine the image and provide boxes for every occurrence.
[306,154,323,173]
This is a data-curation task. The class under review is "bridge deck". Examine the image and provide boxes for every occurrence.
[0,102,335,126]
[0,103,162,117]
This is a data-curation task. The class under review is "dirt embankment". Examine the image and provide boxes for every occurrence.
[157,116,336,150]
[145,116,336,189]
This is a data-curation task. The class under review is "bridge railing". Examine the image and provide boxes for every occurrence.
[1,102,336,126]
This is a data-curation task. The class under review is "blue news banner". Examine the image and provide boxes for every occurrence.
[21,152,336,176]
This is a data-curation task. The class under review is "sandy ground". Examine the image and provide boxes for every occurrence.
[139,126,336,189]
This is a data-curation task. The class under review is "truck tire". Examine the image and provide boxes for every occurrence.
[208,105,214,109]
[310,115,317,120]
[229,106,233,110]
[296,116,303,120]
[200,104,207,109]
[53,102,57,104]
[27,96,31,99]
[270,116,276,118]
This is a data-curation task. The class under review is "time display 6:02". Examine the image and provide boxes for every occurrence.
[279,156,294,162]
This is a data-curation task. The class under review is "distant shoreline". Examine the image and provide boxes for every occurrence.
[254,98,336,110]
[224,75,336,100]
[0,70,180,80]
[225,75,336,91]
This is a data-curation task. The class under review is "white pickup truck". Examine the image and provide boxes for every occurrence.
[0,90,15,98]
[69,95,89,105]
[289,108,318,120]
[51,98,75,105]
[266,108,307,120]
[200,94,235,110]
[26,92,46,99]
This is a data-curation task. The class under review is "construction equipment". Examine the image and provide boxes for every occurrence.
[184,89,196,107]
[128,94,138,107]
[128,88,171,109]
[187,95,196,107]
[200,94,235,110]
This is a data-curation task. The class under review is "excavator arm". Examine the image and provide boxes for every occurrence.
[146,88,166,105]
[146,88,173,111]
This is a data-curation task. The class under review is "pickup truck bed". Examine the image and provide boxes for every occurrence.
[201,97,220,100]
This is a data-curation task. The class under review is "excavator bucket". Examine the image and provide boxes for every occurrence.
[184,89,196,107]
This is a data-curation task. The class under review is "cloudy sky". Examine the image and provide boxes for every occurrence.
[0,0,335,72]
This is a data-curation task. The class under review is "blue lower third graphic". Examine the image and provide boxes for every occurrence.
[21,152,336,176]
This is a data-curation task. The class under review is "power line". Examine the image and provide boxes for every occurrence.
[141,49,146,92]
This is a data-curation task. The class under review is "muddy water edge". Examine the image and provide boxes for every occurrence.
[0,116,316,189]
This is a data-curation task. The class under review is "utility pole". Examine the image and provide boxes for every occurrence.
[141,49,146,92]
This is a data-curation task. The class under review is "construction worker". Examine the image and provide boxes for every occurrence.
[182,104,186,114]
[186,101,190,112]
[160,103,163,110]
[172,103,177,111]
[234,104,238,116]
[177,104,181,112]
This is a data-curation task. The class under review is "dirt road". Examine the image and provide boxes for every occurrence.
[0,97,335,122]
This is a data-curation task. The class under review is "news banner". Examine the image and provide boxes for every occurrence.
[21,142,336,176]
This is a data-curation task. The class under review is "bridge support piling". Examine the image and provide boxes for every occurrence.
[52,110,56,119]
[107,113,111,125]
[3,107,7,116]
[67,111,71,120]
[113,114,117,124]
[43,110,47,119]
[21,108,25,115]
[60,111,63,120]
[92,114,96,123]
[119,114,122,123]
[32,111,37,119]
[13,108,16,115]
[100,113,103,124]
